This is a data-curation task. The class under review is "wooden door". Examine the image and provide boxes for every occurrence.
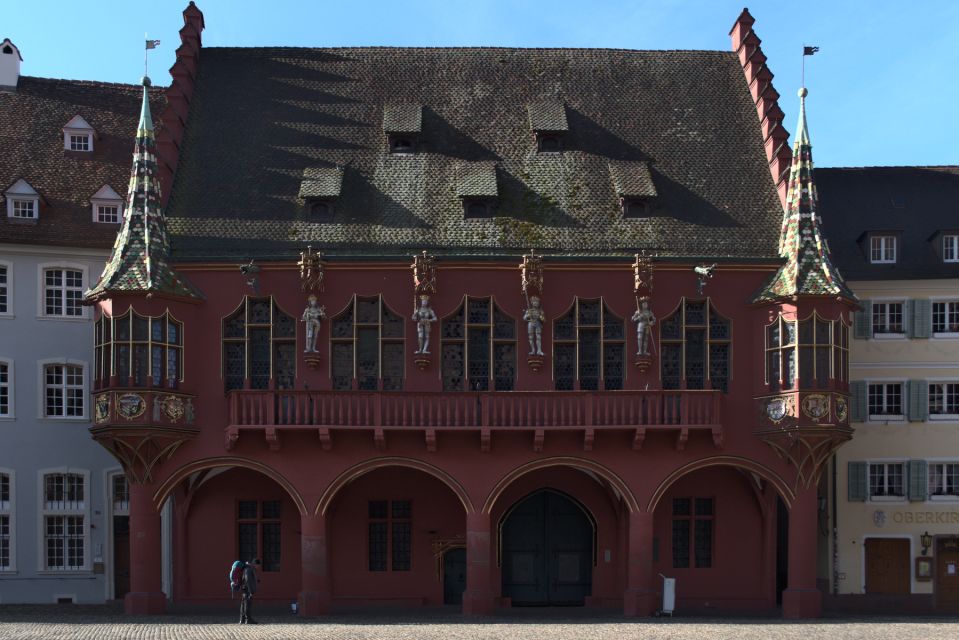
[113,515,130,600]
[443,548,467,605]
[501,491,592,606]
[936,537,959,610]
[864,538,909,594]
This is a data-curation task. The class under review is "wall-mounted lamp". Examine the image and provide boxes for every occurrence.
[921,531,933,555]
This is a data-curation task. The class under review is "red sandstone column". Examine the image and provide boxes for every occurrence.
[623,509,656,616]
[298,513,332,616]
[124,482,166,614]
[462,511,494,615]
[782,489,822,619]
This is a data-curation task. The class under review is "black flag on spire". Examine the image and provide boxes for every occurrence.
[803,46,820,56]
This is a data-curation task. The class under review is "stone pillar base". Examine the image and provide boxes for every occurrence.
[623,588,657,617]
[462,590,494,615]
[782,587,822,619]
[124,591,166,615]
[298,589,332,616]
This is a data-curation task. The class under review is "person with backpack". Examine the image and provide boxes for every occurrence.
[238,558,260,624]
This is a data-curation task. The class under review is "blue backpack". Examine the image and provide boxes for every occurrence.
[229,560,246,592]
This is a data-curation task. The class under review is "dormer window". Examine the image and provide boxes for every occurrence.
[383,104,422,156]
[456,162,498,220]
[608,161,658,219]
[299,166,343,222]
[62,115,95,153]
[90,185,123,224]
[5,178,40,220]
[869,234,897,264]
[528,101,568,154]
[943,234,959,263]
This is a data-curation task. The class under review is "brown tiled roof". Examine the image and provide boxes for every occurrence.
[382,104,422,133]
[0,76,166,249]
[527,100,568,132]
[165,47,784,261]
[817,166,959,281]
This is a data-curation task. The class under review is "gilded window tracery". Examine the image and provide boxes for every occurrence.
[95,310,182,388]
[765,312,849,391]
[441,297,515,391]
[330,295,405,391]
[222,297,296,392]
[552,298,625,391]
[660,298,731,392]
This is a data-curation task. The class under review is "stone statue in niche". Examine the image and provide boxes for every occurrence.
[301,294,326,353]
[523,295,546,356]
[412,295,437,355]
[632,299,657,356]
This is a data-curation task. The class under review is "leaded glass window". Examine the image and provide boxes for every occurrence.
[553,298,625,390]
[237,499,281,571]
[222,298,296,392]
[767,313,845,392]
[330,295,405,391]
[659,299,731,392]
[441,297,515,391]
[96,311,184,387]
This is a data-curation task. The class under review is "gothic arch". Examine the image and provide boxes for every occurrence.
[315,456,475,516]
[646,455,795,513]
[482,456,639,515]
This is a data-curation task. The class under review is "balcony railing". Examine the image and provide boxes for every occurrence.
[228,389,721,430]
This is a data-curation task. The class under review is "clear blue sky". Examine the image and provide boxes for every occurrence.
[7,0,958,168]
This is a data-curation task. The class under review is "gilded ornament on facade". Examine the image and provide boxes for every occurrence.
[765,396,790,423]
[116,393,146,420]
[160,395,186,423]
[298,245,325,293]
[632,252,653,299]
[802,393,830,421]
[411,250,437,295]
[835,396,848,423]
[95,394,110,423]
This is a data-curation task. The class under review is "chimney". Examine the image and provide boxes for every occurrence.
[0,39,22,89]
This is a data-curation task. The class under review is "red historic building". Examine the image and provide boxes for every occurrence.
[84,3,856,619]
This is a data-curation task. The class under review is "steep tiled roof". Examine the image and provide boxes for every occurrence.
[0,76,166,249]
[165,47,785,261]
[817,165,959,281]
[527,100,568,132]
[85,80,202,302]
[456,162,498,198]
[383,104,422,133]
[754,89,855,303]
[298,166,344,199]
[608,161,657,198]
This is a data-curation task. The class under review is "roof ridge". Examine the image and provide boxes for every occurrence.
[817,164,959,171]
[203,45,734,54]
[18,75,168,91]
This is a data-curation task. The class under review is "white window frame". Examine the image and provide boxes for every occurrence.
[93,202,121,224]
[867,381,905,422]
[62,116,94,153]
[870,235,897,264]
[868,460,906,501]
[0,358,13,420]
[928,460,959,501]
[943,235,959,263]
[0,468,15,572]
[8,197,37,220]
[871,300,906,339]
[36,262,89,320]
[37,358,87,421]
[90,185,124,224]
[928,381,959,420]
[68,133,91,152]
[932,300,959,338]
[37,468,90,573]
[0,260,12,318]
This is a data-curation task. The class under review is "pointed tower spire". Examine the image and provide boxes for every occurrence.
[753,87,854,303]
[86,76,202,302]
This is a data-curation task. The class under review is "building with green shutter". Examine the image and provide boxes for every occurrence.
[817,166,959,611]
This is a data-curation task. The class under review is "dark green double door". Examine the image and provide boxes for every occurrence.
[501,491,593,606]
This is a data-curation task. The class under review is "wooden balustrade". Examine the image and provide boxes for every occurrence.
[228,389,721,430]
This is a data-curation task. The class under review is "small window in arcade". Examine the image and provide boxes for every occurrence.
[237,500,281,572]
[441,297,516,391]
[368,499,412,572]
[659,299,731,392]
[95,311,183,387]
[553,298,625,391]
[223,297,296,392]
[671,497,714,569]
[330,295,405,391]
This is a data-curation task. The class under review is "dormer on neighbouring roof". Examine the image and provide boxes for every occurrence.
[4,178,40,220]
[527,100,568,153]
[299,166,343,221]
[383,104,422,154]
[609,161,657,219]
[456,162,498,218]
[0,39,21,89]
[63,115,95,152]
[90,184,123,223]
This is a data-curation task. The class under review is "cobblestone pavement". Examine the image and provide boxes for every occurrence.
[2,605,959,640]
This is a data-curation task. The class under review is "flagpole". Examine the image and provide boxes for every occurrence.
[144,32,149,78]
[802,44,805,88]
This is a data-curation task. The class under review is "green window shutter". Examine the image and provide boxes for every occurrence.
[908,460,928,502]
[907,379,929,422]
[912,299,931,339]
[850,381,866,422]
[848,461,867,502]
[854,300,871,339]
[905,300,915,337]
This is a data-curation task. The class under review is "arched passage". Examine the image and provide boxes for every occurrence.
[315,456,474,516]
[500,489,595,606]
